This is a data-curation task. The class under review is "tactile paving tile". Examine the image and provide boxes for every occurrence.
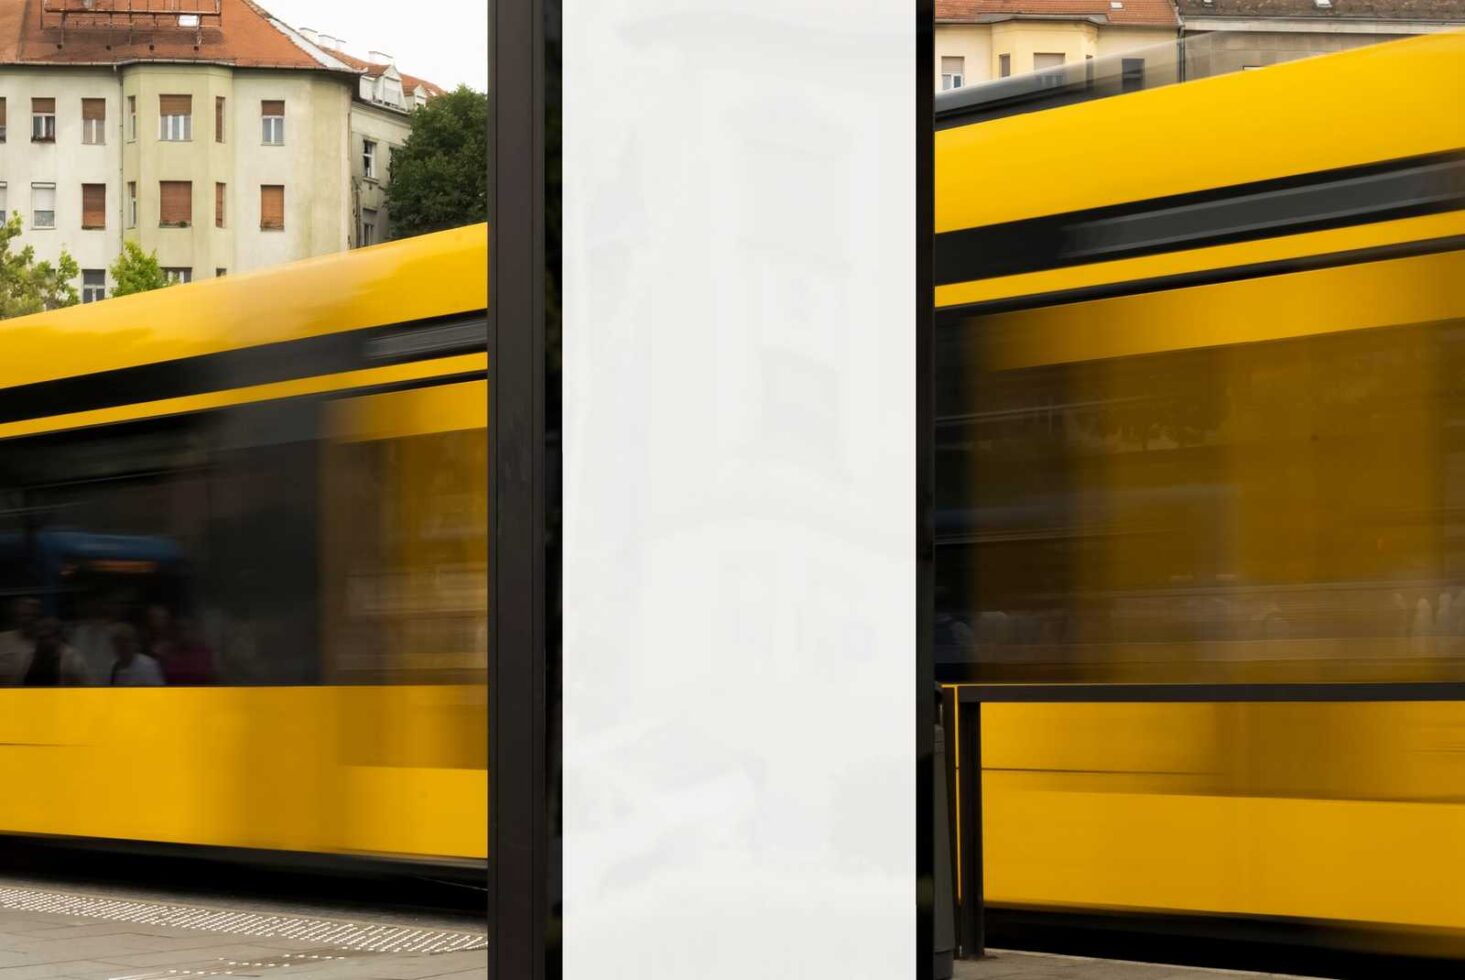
[0,886,487,954]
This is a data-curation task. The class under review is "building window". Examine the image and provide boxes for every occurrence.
[1034,52,1066,88]
[0,98,7,143]
[260,184,284,230]
[261,100,285,145]
[1121,58,1146,93]
[361,208,378,246]
[82,98,106,144]
[0,182,7,223]
[998,54,1011,78]
[215,268,226,277]
[363,139,377,179]
[127,95,136,141]
[160,180,193,227]
[127,181,137,228]
[216,96,226,142]
[32,98,55,142]
[82,269,106,304]
[81,183,106,230]
[159,94,192,141]
[215,182,226,228]
[940,56,965,91]
[31,183,55,229]
[163,267,193,285]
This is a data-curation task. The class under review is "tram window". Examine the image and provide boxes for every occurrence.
[934,318,1465,684]
[0,383,486,686]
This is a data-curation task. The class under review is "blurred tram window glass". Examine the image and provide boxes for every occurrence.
[935,318,1465,684]
[0,382,486,687]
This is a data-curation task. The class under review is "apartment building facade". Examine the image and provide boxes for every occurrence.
[313,34,444,249]
[0,1,437,301]
[1176,0,1465,77]
[936,0,1180,91]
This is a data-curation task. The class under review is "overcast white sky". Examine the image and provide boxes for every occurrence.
[259,0,487,92]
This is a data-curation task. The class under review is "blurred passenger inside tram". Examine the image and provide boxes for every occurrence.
[145,605,216,686]
[22,618,89,687]
[107,623,165,687]
[71,593,125,685]
[0,598,42,685]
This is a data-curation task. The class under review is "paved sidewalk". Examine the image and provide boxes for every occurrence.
[956,949,1309,980]
[0,880,487,980]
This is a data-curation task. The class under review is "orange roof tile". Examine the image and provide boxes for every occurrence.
[331,48,446,97]
[937,0,1179,26]
[1,0,359,71]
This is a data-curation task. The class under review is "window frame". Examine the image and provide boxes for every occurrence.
[159,180,194,228]
[31,182,56,230]
[159,96,194,142]
[31,105,56,143]
[81,183,107,230]
[81,99,107,145]
[81,269,106,304]
[260,184,285,231]
[940,56,964,92]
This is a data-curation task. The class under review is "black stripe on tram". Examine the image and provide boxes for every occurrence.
[936,233,1465,322]
[935,151,1465,286]
[0,313,488,427]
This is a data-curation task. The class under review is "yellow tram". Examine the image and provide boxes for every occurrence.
[0,225,487,864]
[935,33,1465,950]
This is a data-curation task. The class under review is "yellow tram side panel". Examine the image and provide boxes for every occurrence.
[0,685,486,861]
[0,286,489,860]
[935,31,1465,235]
[976,701,1465,935]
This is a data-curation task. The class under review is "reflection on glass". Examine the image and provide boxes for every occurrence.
[936,316,1465,684]
[0,382,487,687]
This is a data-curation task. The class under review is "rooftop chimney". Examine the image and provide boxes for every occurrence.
[317,34,337,50]
[299,27,318,44]
[369,51,394,65]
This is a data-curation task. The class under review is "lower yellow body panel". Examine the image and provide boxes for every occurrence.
[978,702,1465,933]
[0,685,486,861]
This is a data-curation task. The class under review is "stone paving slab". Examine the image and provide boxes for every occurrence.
[0,882,486,980]
[956,949,1310,980]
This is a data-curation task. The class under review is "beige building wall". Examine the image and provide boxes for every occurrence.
[231,70,352,271]
[118,64,350,282]
[936,21,1178,91]
[349,102,412,246]
[991,20,1099,77]
[0,67,122,286]
[122,64,232,280]
[935,25,995,89]
[1096,29,1182,85]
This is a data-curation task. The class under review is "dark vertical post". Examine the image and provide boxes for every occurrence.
[957,697,984,958]
[941,684,960,923]
[490,0,547,977]
[916,0,935,977]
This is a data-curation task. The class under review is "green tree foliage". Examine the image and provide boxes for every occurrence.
[109,239,169,297]
[0,214,80,318]
[385,86,488,239]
